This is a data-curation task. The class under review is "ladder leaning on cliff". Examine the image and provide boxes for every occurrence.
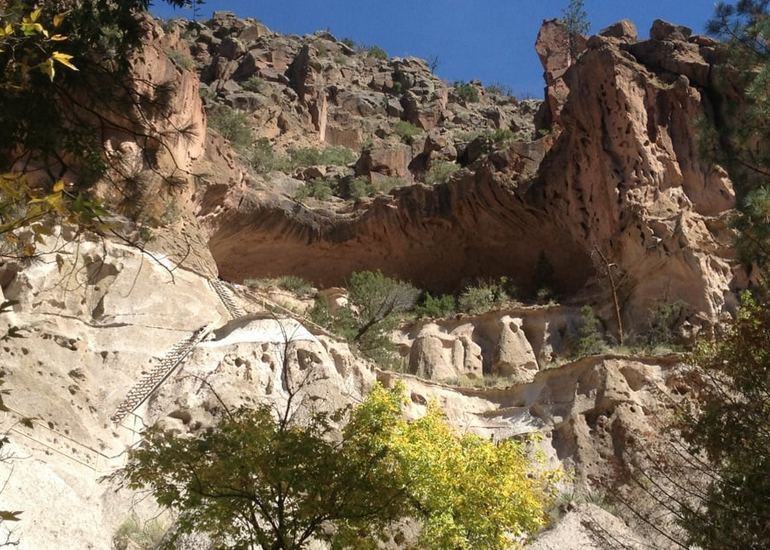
[110,277,333,426]
[110,278,246,425]
[210,277,342,340]
[110,324,212,424]
[208,277,248,319]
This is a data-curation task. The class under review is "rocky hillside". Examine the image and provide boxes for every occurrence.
[161,13,743,336]
[0,9,747,549]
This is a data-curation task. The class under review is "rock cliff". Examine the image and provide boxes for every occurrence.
[185,14,743,336]
[0,233,685,547]
[0,10,746,549]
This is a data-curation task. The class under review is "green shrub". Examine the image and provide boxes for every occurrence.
[295,179,335,201]
[486,82,514,97]
[447,374,510,389]
[373,176,407,194]
[310,272,419,367]
[336,176,407,201]
[454,81,480,103]
[199,85,216,103]
[535,287,555,304]
[314,41,329,57]
[309,295,358,342]
[455,129,516,152]
[533,251,556,301]
[367,45,388,60]
[273,275,315,297]
[165,48,194,70]
[458,279,512,315]
[159,198,181,226]
[247,138,290,173]
[425,161,460,185]
[489,128,516,144]
[347,177,373,200]
[341,37,356,49]
[572,305,606,358]
[243,278,263,288]
[347,270,418,359]
[415,293,456,318]
[241,76,265,93]
[288,146,357,168]
[454,130,482,143]
[639,300,687,350]
[207,105,252,153]
[393,120,422,143]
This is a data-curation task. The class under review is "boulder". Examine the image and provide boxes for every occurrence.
[401,91,443,130]
[324,124,364,149]
[239,22,267,43]
[218,36,246,59]
[650,19,693,42]
[627,39,711,87]
[355,143,412,179]
[234,49,264,79]
[226,91,263,111]
[408,324,481,381]
[492,316,539,382]
[410,333,459,380]
[599,19,638,42]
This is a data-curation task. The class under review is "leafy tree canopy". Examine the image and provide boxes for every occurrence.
[121,384,557,549]
[309,270,418,367]
[676,293,770,548]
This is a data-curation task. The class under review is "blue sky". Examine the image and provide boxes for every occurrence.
[153,1,719,97]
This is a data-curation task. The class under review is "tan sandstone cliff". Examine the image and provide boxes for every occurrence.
[0,12,742,549]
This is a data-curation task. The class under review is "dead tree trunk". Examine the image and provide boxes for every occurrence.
[593,246,625,345]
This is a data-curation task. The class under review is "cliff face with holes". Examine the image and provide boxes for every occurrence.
[188,16,744,335]
[0,231,378,547]
[0,11,749,550]
[530,19,740,328]
[0,232,689,548]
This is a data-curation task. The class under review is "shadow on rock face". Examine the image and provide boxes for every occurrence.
[207,161,595,296]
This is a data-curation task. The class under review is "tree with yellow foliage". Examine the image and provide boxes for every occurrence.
[120,383,557,549]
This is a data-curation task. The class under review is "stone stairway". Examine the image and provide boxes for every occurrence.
[208,278,247,319]
[110,325,211,424]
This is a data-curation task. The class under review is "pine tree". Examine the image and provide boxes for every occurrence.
[706,1,770,278]
[560,0,590,57]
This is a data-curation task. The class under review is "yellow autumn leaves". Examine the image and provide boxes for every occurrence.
[0,7,77,83]
[350,384,560,548]
[0,7,85,256]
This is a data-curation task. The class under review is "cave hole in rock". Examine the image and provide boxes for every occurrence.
[208,181,596,296]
